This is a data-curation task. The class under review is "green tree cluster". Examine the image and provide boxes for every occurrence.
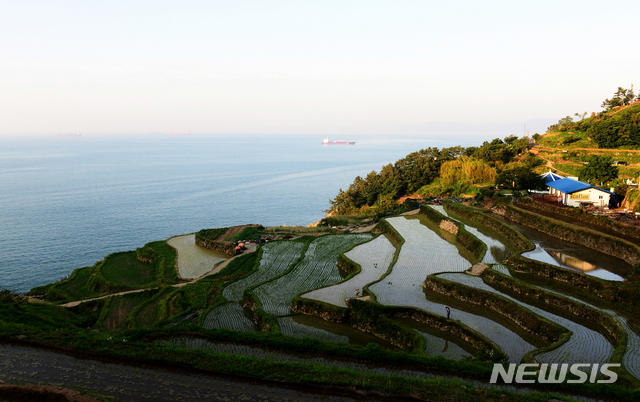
[326,146,464,214]
[418,156,496,196]
[495,165,546,191]
[327,135,533,214]
[601,87,636,111]
[586,105,640,148]
[467,136,530,168]
[578,154,619,185]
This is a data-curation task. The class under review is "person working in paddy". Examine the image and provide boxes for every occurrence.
[445,306,451,319]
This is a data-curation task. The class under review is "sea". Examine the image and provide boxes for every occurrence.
[0,133,474,293]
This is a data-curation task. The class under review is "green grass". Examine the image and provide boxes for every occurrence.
[0,292,85,331]
[553,162,582,176]
[53,266,94,300]
[97,289,163,330]
[100,252,157,289]
[539,129,594,149]
[132,287,176,328]
[232,225,265,241]
[32,240,180,303]
[145,240,179,284]
[196,227,227,241]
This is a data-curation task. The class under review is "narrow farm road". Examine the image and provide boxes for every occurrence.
[60,244,258,307]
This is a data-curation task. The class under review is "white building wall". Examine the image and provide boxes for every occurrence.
[565,189,611,208]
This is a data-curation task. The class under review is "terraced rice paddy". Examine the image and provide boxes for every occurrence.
[222,240,306,302]
[202,302,256,332]
[437,273,614,367]
[529,284,640,380]
[430,205,509,264]
[491,264,512,277]
[277,316,349,343]
[613,317,640,380]
[418,330,472,360]
[302,235,395,307]
[522,243,625,282]
[168,234,227,279]
[159,337,458,380]
[370,217,535,363]
[203,241,306,331]
[254,234,371,317]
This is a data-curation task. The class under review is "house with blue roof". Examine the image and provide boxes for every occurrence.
[541,170,564,183]
[546,177,614,208]
[531,170,565,194]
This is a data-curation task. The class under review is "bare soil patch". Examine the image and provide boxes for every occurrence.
[214,225,261,242]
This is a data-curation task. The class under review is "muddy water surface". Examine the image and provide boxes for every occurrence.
[168,234,227,279]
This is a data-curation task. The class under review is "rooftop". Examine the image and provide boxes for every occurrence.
[547,178,614,195]
[541,170,564,182]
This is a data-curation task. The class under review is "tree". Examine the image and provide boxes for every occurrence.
[495,165,546,192]
[578,154,619,185]
[601,87,635,111]
[546,116,574,132]
[574,111,588,121]
[503,135,518,145]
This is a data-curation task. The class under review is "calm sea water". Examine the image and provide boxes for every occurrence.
[1,133,469,293]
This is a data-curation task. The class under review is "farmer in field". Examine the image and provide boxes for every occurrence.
[445,306,451,319]
[354,289,360,297]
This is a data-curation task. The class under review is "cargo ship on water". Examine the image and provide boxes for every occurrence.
[321,138,355,145]
[167,132,190,136]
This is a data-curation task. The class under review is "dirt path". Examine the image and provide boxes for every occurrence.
[535,152,572,176]
[61,288,152,308]
[564,147,640,153]
[61,244,258,306]
[353,223,377,233]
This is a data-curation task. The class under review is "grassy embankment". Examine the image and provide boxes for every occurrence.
[30,240,179,303]
[95,251,261,331]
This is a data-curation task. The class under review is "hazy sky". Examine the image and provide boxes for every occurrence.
[1,1,638,137]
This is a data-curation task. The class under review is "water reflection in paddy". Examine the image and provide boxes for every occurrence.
[510,222,631,281]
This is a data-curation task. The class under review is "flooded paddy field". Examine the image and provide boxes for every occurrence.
[523,280,640,381]
[203,240,307,331]
[203,301,257,332]
[508,221,631,281]
[167,234,227,279]
[430,205,511,264]
[369,217,536,363]
[254,234,371,317]
[303,235,395,307]
[395,318,474,360]
[438,272,614,366]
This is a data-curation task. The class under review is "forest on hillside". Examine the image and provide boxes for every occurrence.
[328,87,639,216]
[327,136,538,215]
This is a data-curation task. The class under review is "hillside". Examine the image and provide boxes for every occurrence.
[326,93,640,217]
[535,101,640,180]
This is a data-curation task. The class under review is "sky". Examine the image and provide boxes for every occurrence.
[1,1,638,138]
